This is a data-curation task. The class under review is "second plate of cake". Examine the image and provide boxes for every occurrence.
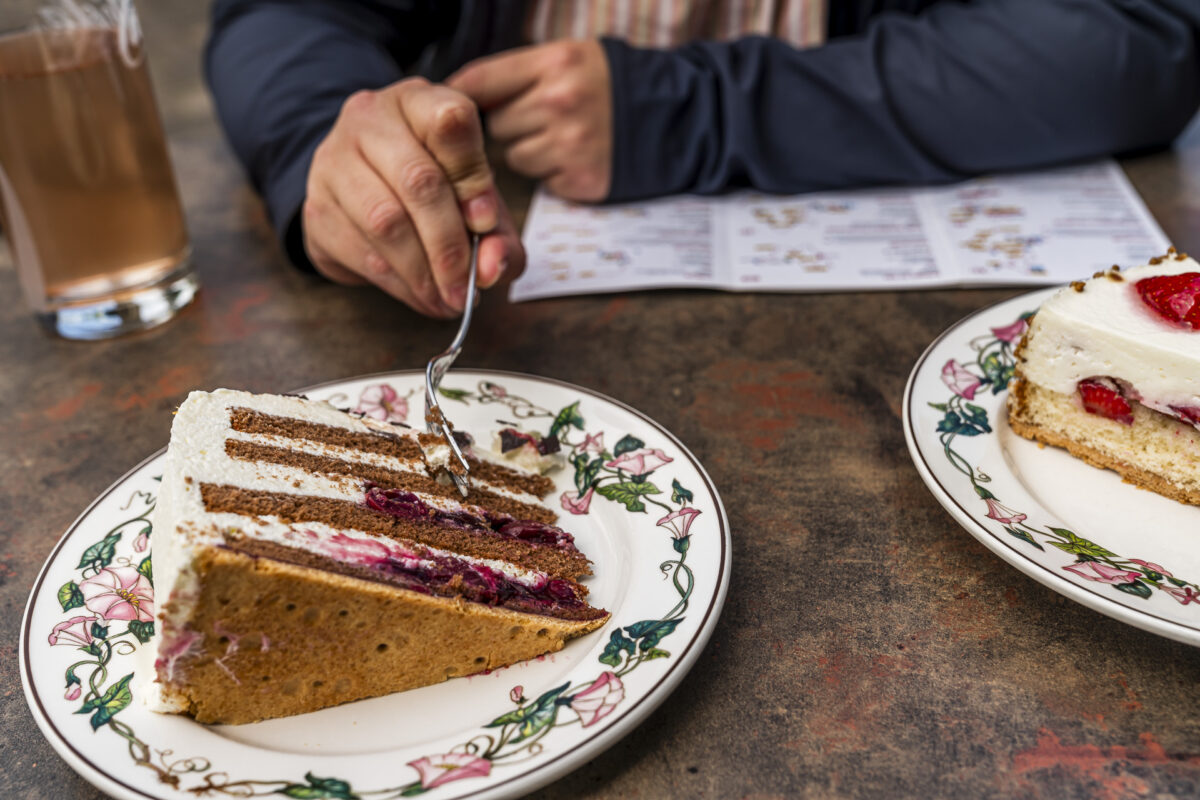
[905,289,1200,648]
[20,370,730,800]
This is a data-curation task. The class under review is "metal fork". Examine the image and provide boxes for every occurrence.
[424,234,479,497]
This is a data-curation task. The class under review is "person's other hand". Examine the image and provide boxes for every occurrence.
[448,40,612,202]
[302,78,524,317]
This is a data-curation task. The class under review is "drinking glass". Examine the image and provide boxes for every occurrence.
[0,0,196,340]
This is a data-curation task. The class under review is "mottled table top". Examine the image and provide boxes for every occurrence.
[5,4,1200,798]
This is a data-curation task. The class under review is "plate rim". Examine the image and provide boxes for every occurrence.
[902,292,1200,647]
[20,368,732,799]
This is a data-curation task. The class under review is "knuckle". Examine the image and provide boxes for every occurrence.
[363,250,391,278]
[341,89,377,117]
[432,97,477,141]
[399,161,445,205]
[363,199,407,240]
[549,41,584,70]
[544,83,580,113]
[431,243,467,278]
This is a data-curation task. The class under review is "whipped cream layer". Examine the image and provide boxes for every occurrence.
[1018,256,1200,411]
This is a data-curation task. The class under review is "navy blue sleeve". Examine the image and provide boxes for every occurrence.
[602,0,1200,201]
[204,0,458,267]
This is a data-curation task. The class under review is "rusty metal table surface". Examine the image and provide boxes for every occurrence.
[6,4,1200,799]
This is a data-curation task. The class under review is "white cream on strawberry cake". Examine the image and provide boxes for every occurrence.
[1008,248,1200,505]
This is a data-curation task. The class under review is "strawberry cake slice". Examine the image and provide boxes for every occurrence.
[1008,248,1200,505]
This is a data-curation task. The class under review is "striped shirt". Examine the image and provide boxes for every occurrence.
[526,0,826,49]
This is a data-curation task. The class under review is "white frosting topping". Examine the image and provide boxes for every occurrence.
[1018,256,1200,410]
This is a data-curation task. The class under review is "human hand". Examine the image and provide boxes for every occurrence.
[448,40,612,202]
[302,78,524,317]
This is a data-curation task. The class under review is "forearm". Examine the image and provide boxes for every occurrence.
[603,0,1200,201]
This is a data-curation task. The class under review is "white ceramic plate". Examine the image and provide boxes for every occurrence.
[904,291,1200,646]
[21,370,730,799]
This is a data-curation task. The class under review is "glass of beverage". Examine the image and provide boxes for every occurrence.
[0,0,196,340]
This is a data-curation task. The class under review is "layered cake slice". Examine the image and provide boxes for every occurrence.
[1008,249,1200,505]
[148,389,608,724]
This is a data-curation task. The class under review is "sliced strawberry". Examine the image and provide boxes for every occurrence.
[1077,378,1134,425]
[1134,272,1200,329]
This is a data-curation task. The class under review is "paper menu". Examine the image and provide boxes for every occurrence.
[512,160,1171,301]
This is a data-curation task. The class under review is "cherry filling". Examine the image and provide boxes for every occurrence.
[321,534,601,619]
[364,486,577,551]
[498,428,561,455]
[1077,378,1134,425]
[380,550,597,617]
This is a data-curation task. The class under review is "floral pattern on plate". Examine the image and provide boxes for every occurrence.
[21,371,729,800]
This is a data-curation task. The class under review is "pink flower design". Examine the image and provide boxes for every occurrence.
[1129,559,1172,578]
[133,530,150,552]
[48,615,99,648]
[657,507,702,540]
[983,498,1027,526]
[581,432,605,455]
[79,567,154,622]
[560,487,596,515]
[64,684,81,701]
[990,317,1029,343]
[355,384,408,423]
[606,448,672,475]
[941,359,983,400]
[1165,586,1199,605]
[407,753,492,790]
[509,685,525,704]
[1062,561,1142,585]
[570,671,625,728]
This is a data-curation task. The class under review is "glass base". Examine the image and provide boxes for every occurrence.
[36,265,199,341]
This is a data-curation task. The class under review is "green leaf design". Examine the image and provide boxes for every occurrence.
[1004,527,1043,551]
[1114,581,1154,599]
[57,581,85,612]
[625,618,683,652]
[980,352,1015,394]
[510,683,569,743]
[573,455,604,496]
[670,478,694,505]
[1046,528,1116,559]
[599,629,637,667]
[927,402,949,412]
[137,556,153,585]
[80,673,133,730]
[77,532,121,570]
[548,401,584,438]
[1168,577,1189,588]
[486,682,570,744]
[596,481,661,513]
[438,387,471,403]
[643,648,671,660]
[613,434,645,456]
[278,773,359,799]
[962,403,991,432]
[128,620,155,644]
[90,622,109,640]
[936,408,991,437]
